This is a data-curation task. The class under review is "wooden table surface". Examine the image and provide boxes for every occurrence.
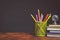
[0,32,60,40]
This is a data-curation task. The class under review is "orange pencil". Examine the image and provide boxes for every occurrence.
[43,14,49,22]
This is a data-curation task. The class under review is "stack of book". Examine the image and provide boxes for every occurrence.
[47,25,60,37]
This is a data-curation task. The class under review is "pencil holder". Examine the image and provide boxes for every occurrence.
[34,22,47,37]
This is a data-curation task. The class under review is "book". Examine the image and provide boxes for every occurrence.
[47,34,60,37]
[47,27,60,30]
[47,30,60,34]
[50,30,60,33]
[48,25,60,28]
[47,25,60,37]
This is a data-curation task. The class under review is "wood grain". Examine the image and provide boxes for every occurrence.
[0,32,60,40]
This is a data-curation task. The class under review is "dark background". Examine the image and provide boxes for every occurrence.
[0,0,60,33]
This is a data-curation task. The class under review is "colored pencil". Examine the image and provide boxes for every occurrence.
[41,13,43,21]
[44,14,51,24]
[40,14,51,32]
[36,14,38,22]
[31,14,37,22]
[43,14,49,22]
[38,9,41,22]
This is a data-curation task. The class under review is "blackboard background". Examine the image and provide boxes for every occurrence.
[0,0,60,33]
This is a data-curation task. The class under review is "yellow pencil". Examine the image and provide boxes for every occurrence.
[31,14,37,22]
[39,14,51,34]
[42,13,51,27]
[45,14,51,22]
[40,14,51,29]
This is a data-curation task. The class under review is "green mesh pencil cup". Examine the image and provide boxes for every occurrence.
[34,21,47,37]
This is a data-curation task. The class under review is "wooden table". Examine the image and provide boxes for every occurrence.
[0,32,60,40]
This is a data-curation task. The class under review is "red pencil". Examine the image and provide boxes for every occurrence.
[43,14,49,22]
